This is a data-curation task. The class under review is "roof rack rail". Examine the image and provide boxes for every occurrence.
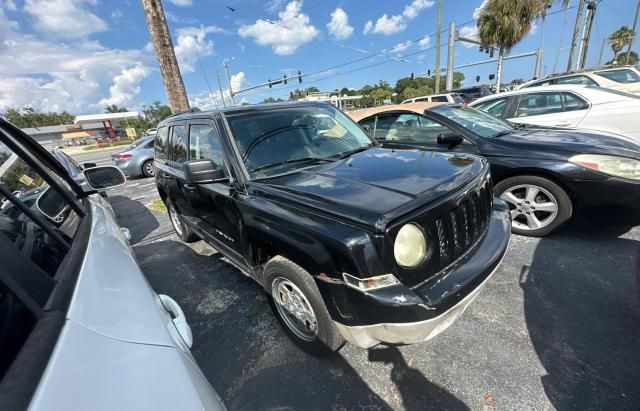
[165,107,201,120]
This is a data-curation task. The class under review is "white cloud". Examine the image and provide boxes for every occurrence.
[472,0,490,19]
[166,0,192,6]
[364,0,434,36]
[230,71,246,91]
[327,8,353,40]
[174,25,223,73]
[418,35,431,50]
[266,0,286,13]
[0,13,153,113]
[458,25,479,48]
[189,71,246,109]
[2,0,16,11]
[99,64,151,107]
[529,21,538,35]
[238,1,318,55]
[24,0,107,39]
[111,9,123,21]
[392,40,412,54]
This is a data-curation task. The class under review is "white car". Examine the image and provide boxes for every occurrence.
[0,118,225,410]
[469,85,640,142]
[402,93,464,104]
[517,66,640,94]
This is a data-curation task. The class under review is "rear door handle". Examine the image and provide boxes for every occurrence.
[184,184,197,190]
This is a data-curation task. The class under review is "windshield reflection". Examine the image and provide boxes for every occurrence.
[431,105,514,138]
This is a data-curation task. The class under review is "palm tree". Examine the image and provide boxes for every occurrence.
[477,0,544,93]
[609,26,635,64]
[141,0,190,113]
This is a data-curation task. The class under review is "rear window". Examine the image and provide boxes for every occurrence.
[595,68,640,84]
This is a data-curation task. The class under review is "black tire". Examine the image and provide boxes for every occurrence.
[264,256,345,355]
[494,175,572,237]
[142,160,155,177]
[166,199,198,243]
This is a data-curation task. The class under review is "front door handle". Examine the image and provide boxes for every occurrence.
[184,183,197,190]
[555,120,571,126]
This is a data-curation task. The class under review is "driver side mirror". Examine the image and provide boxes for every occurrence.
[437,132,464,148]
[83,162,97,169]
[361,124,372,135]
[82,166,126,190]
[184,159,225,184]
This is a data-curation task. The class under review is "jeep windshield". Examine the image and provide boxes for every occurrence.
[225,104,374,178]
[431,105,514,138]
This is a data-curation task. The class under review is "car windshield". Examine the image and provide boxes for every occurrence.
[595,68,640,84]
[431,105,513,138]
[226,104,374,178]
[588,85,640,99]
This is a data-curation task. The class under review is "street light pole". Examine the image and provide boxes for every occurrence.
[434,0,442,93]
[216,71,227,108]
[446,21,456,91]
[626,0,640,65]
[223,58,236,106]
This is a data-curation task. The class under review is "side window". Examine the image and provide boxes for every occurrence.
[515,93,563,117]
[431,96,449,102]
[414,97,429,102]
[372,113,450,143]
[188,124,226,170]
[154,126,168,161]
[523,80,553,88]
[474,98,508,118]
[562,93,589,112]
[595,69,640,84]
[556,75,598,86]
[169,125,187,164]
[358,117,376,134]
[144,139,155,149]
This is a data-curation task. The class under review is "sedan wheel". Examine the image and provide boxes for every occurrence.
[500,184,558,231]
[142,160,155,177]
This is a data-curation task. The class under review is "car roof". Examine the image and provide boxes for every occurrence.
[157,101,334,126]
[470,85,599,105]
[347,102,444,122]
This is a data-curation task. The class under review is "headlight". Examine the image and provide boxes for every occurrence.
[569,154,640,180]
[394,223,427,268]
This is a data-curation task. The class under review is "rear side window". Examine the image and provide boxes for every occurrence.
[188,124,226,169]
[154,126,168,161]
[515,93,563,117]
[169,125,187,164]
[562,93,589,111]
[595,69,640,84]
[414,97,429,102]
[474,98,509,118]
[431,96,449,102]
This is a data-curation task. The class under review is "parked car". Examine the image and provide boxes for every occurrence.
[111,136,156,177]
[449,85,493,104]
[154,101,511,354]
[469,85,640,142]
[0,118,225,410]
[518,66,640,94]
[349,103,640,236]
[402,93,464,104]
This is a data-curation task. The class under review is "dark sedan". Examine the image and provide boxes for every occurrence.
[349,103,640,236]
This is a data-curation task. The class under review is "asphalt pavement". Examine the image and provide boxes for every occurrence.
[82,150,640,410]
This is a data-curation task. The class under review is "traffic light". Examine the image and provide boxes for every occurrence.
[268,79,272,88]
[283,74,288,85]
[476,75,480,82]
[489,74,495,81]
[290,92,294,99]
[489,47,494,58]
[297,70,303,83]
[427,69,431,76]
[411,72,414,80]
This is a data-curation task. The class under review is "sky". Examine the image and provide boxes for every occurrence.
[0,0,636,114]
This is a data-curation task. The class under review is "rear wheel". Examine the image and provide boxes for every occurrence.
[495,175,572,237]
[167,200,198,243]
[142,160,155,177]
[264,256,345,355]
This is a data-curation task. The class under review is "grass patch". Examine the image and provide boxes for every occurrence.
[82,139,134,151]
[149,198,167,214]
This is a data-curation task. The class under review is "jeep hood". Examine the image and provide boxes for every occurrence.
[257,148,486,231]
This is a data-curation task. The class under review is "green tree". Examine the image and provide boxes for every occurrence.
[608,26,635,64]
[608,51,638,66]
[400,86,434,101]
[104,104,129,113]
[304,86,320,94]
[2,107,75,128]
[261,97,285,103]
[477,0,543,93]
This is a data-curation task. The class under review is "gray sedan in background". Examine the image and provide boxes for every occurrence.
[111,136,155,178]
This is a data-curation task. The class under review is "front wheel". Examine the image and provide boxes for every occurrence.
[495,175,572,237]
[264,256,345,355]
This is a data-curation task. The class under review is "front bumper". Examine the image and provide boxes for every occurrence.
[561,176,640,210]
[329,200,511,348]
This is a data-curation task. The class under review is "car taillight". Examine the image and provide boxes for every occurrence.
[114,153,132,159]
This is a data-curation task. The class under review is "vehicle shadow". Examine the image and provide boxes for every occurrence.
[108,194,163,245]
[368,347,469,410]
[522,207,640,408]
[134,238,394,410]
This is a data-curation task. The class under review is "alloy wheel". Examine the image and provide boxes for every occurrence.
[272,277,318,342]
[500,184,559,231]
[144,161,155,176]
[169,204,183,236]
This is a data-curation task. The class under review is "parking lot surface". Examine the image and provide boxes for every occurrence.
[82,150,640,410]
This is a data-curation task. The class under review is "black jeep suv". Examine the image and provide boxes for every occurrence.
[154,101,511,354]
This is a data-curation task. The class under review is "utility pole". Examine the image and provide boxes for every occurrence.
[141,0,190,113]
[223,58,235,106]
[216,71,227,108]
[626,0,640,65]
[577,0,597,70]
[446,21,456,91]
[434,0,443,93]
[567,0,585,72]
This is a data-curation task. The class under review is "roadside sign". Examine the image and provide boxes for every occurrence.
[19,174,34,186]
[126,127,137,138]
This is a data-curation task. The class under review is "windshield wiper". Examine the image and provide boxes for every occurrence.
[332,144,373,160]
[249,157,333,173]
[490,130,513,138]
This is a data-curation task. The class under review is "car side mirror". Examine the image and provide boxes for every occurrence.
[437,132,464,148]
[83,162,97,169]
[361,124,372,135]
[184,159,225,184]
[36,186,69,222]
[82,166,126,190]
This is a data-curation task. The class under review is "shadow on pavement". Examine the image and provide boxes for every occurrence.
[108,194,162,244]
[523,207,640,408]
[369,347,469,410]
[134,239,394,410]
